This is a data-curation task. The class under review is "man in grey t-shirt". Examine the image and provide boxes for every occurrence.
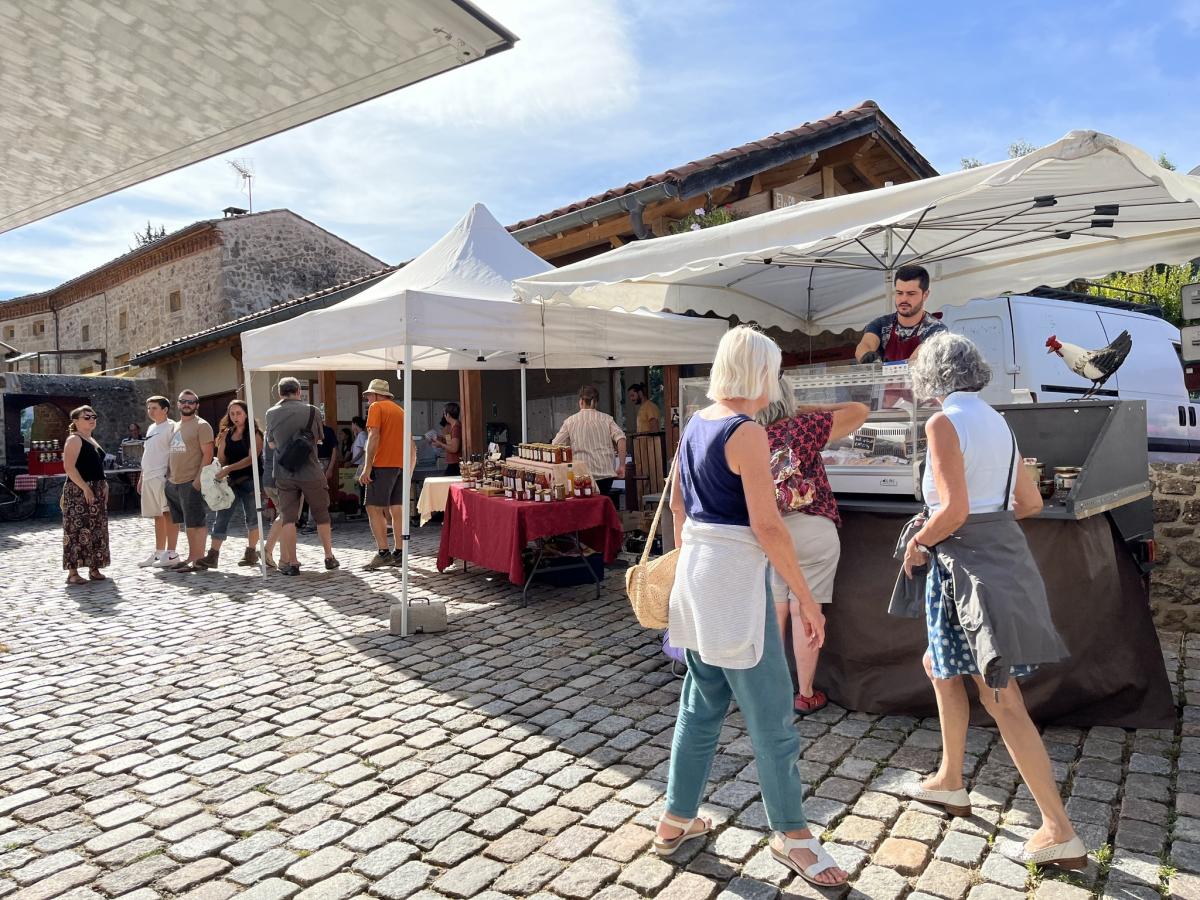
[264,377,338,574]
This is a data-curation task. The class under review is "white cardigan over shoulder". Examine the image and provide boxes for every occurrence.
[668,520,770,669]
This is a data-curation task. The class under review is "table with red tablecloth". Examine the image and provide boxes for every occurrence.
[436,485,623,588]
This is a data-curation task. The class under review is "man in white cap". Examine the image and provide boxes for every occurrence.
[359,378,416,570]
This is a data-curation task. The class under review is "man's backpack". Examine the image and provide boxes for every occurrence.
[276,407,317,473]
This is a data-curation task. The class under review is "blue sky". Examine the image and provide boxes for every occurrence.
[2,0,1197,299]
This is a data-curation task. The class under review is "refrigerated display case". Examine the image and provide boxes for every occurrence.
[680,361,932,499]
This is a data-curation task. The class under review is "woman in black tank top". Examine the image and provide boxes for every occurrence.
[203,400,264,568]
[62,405,110,584]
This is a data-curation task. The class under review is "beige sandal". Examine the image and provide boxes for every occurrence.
[652,812,712,856]
[769,833,848,886]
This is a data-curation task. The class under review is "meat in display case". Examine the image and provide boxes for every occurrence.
[680,362,931,499]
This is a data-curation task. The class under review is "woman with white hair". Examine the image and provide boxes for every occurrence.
[896,331,1084,870]
[655,326,847,887]
[758,379,868,714]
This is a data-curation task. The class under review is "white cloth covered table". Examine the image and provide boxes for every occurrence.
[418,476,462,525]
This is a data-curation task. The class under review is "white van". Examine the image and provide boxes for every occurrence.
[939,294,1200,461]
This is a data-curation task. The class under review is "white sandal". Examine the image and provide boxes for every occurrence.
[769,833,848,886]
[652,812,712,856]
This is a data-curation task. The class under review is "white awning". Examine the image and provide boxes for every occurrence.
[0,0,515,234]
[515,131,1200,334]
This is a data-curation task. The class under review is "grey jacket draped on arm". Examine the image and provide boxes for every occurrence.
[889,510,1069,689]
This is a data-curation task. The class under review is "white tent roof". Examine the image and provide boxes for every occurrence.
[514,131,1200,334]
[1,1,515,234]
[240,203,728,371]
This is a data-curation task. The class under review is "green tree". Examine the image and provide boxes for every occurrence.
[960,157,983,169]
[1090,263,1198,327]
[1008,140,1037,158]
[131,221,167,248]
[1157,151,1176,171]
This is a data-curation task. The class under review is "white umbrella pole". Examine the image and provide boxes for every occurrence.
[520,366,528,442]
[396,344,413,637]
[243,366,268,577]
[883,225,894,316]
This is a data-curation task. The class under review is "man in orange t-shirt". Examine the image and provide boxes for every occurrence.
[358,378,417,569]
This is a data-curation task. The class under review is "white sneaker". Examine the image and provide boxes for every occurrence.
[153,552,180,568]
[137,552,160,568]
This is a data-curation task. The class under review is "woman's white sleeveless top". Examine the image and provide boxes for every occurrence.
[922,392,1018,514]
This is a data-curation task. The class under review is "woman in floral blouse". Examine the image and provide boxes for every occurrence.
[758,380,868,713]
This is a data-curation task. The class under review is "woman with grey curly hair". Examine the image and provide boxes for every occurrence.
[896,332,1084,870]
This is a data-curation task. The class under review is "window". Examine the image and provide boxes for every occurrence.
[2,325,12,340]
[81,324,90,343]
[119,310,128,332]
[168,290,182,313]
[32,320,44,336]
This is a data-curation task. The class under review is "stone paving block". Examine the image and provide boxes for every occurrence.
[893,809,944,844]
[966,886,1025,900]
[657,872,720,900]
[168,828,237,862]
[712,826,764,862]
[293,872,365,900]
[935,831,988,867]
[11,851,85,887]
[618,856,675,892]
[915,859,973,900]
[549,856,621,899]
[802,798,848,829]
[715,876,778,900]
[873,836,930,874]
[1116,817,1168,855]
[430,857,504,898]
[160,858,235,894]
[542,824,605,861]
[1034,881,1094,900]
[230,848,301,886]
[979,851,1029,891]
[829,815,885,852]
[851,791,902,824]
[492,854,566,895]
[96,854,177,896]
[592,822,652,862]
[483,828,545,863]
[368,861,433,900]
[1170,840,1200,873]
[424,831,486,868]
[1169,872,1200,899]
[847,864,908,900]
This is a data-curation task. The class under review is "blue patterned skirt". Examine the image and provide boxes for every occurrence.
[925,560,1037,680]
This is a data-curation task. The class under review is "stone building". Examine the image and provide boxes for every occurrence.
[0,209,386,386]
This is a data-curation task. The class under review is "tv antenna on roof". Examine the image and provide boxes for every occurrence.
[228,159,254,212]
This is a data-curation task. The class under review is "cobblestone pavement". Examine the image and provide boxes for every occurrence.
[1,514,1196,900]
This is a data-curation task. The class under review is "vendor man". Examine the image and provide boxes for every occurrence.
[854,264,946,363]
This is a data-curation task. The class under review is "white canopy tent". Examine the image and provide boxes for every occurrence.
[514,131,1200,334]
[240,203,728,635]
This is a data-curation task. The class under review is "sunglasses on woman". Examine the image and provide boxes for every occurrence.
[78,415,98,420]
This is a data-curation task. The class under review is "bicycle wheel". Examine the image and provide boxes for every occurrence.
[0,490,37,522]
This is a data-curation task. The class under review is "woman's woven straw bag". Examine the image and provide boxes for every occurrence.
[625,460,678,629]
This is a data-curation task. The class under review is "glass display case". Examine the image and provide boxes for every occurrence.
[680,361,932,499]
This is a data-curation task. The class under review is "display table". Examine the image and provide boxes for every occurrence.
[417,476,462,525]
[437,485,623,603]
[816,510,1175,729]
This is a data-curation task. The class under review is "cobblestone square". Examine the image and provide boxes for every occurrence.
[1,515,1194,898]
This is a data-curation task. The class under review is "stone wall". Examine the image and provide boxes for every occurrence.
[0,372,168,468]
[1150,461,1200,631]
[217,211,385,320]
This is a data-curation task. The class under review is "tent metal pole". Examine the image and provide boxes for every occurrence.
[883,225,894,315]
[243,366,268,577]
[396,348,415,643]
[520,366,528,442]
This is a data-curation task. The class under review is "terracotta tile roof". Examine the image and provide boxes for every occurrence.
[508,100,936,232]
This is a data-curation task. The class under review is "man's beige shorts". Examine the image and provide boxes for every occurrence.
[139,475,169,518]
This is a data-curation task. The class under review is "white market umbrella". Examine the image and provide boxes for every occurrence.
[514,131,1200,334]
[239,204,727,637]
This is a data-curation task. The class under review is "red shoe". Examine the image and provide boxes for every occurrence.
[794,690,827,716]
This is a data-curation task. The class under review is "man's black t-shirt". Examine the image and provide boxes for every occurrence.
[317,425,338,462]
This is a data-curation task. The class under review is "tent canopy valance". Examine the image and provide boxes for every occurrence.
[514,131,1200,334]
